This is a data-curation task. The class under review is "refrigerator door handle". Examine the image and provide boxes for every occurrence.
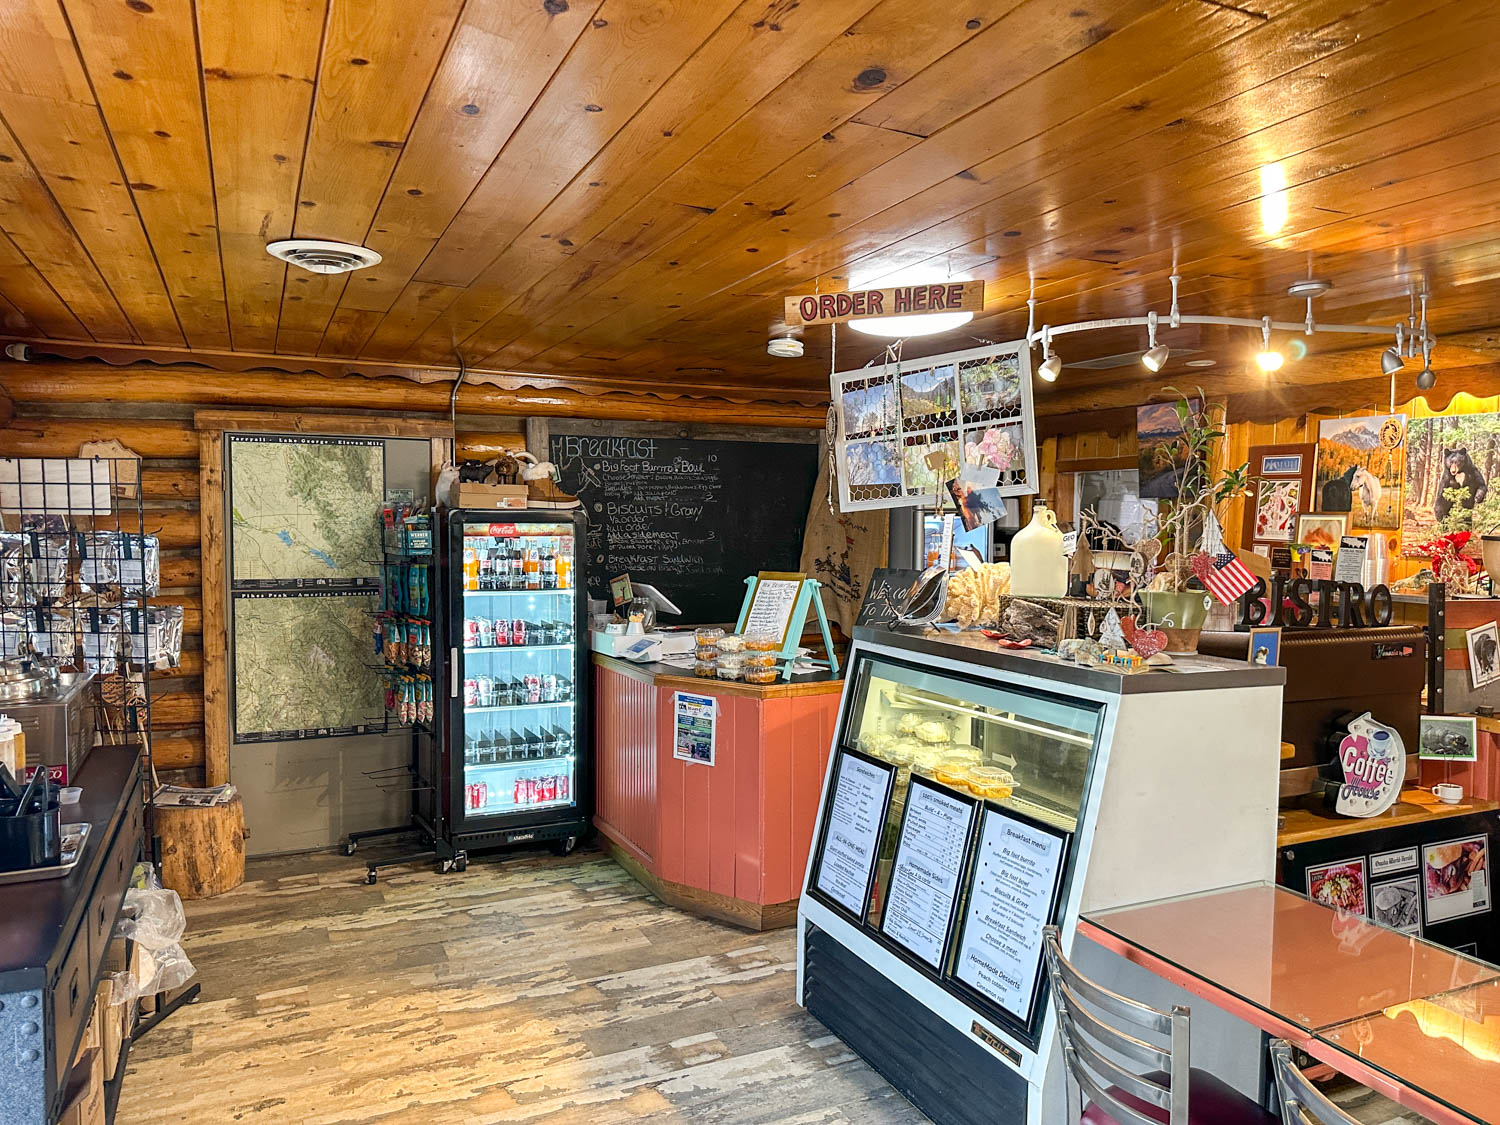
[450,648,459,698]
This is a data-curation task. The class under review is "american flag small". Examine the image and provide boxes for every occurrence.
[1202,551,1257,605]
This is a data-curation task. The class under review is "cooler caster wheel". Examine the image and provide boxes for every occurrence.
[342,840,357,857]
[365,870,378,885]
[454,854,468,872]
[551,836,578,857]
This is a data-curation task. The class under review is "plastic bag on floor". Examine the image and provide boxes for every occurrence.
[110,884,196,1001]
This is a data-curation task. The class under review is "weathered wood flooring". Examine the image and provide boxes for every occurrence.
[116,846,1426,1125]
[115,846,927,1125]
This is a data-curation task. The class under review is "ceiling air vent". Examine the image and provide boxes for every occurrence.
[266,239,382,275]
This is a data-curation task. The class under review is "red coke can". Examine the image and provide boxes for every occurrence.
[514,778,525,805]
[463,618,479,647]
[559,775,570,800]
[525,674,542,703]
[463,678,479,707]
[511,618,527,646]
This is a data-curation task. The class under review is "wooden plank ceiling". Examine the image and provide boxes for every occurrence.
[0,0,1497,407]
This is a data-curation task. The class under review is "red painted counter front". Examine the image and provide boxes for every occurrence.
[593,653,843,928]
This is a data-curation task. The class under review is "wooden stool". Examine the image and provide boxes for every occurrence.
[154,795,247,899]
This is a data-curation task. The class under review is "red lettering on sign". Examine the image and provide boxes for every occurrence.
[834,292,854,318]
[799,296,818,322]
[867,290,884,314]
[928,286,946,310]
[850,292,866,316]
[819,294,837,321]
[911,287,929,311]
[948,283,964,308]
[893,287,911,313]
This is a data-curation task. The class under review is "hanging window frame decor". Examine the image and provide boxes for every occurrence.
[831,340,1038,512]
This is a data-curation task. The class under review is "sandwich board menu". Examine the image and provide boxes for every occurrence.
[813,751,895,918]
[952,807,1068,1027]
[880,777,978,968]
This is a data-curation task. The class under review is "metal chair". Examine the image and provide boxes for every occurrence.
[1042,926,1278,1125]
[1268,1041,1359,1125]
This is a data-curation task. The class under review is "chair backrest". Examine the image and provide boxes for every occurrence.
[1268,1040,1359,1125]
[1042,925,1191,1125]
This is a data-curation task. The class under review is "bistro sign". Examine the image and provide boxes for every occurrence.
[784,279,985,327]
[1236,574,1395,630]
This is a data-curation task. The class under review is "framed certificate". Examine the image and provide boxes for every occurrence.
[809,748,897,921]
[949,804,1071,1044]
[877,774,980,970]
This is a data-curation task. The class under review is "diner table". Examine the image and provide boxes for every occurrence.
[1079,882,1500,1125]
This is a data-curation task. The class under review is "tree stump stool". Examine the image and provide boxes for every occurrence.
[154,795,247,899]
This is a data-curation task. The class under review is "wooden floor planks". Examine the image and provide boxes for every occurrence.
[115,848,926,1125]
[116,847,1428,1124]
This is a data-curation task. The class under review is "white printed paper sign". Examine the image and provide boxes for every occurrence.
[814,754,894,917]
[1424,835,1490,924]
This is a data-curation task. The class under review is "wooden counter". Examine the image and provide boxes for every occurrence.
[592,653,843,929]
[1278,788,1500,847]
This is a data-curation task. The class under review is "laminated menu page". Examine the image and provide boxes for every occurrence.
[813,752,894,917]
[880,780,977,968]
[953,808,1067,1023]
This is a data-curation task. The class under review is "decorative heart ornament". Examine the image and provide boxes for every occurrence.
[1131,625,1168,659]
[1189,551,1215,582]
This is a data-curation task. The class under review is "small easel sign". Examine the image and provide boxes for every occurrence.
[734,570,840,680]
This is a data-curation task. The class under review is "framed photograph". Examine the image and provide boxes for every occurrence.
[1242,442,1315,547]
[1424,835,1490,924]
[609,573,633,607]
[1296,512,1347,553]
[1402,414,1500,554]
[1315,414,1406,530]
[1420,714,1479,761]
[1307,858,1367,915]
[1247,626,1281,667]
[1370,876,1422,934]
[1466,622,1500,690]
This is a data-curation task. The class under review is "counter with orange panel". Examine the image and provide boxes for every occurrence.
[592,653,843,929]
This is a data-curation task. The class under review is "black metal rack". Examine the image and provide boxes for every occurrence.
[344,522,463,881]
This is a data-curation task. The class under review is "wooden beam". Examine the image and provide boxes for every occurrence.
[1056,455,1137,474]
[150,731,203,771]
[199,427,227,785]
[0,416,197,459]
[193,409,454,440]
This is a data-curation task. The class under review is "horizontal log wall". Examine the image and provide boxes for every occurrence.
[0,359,527,785]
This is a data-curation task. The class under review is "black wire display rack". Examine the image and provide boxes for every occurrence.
[344,511,463,881]
[0,456,177,810]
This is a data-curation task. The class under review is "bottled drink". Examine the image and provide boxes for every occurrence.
[462,548,479,591]
[542,548,557,589]
[507,543,524,589]
[524,548,541,590]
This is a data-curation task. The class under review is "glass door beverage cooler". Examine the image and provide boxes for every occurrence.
[442,510,590,854]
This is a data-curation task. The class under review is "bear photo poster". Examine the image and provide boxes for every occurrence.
[1402,414,1500,555]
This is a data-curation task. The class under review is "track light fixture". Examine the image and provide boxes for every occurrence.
[1415,327,1436,390]
[1416,367,1437,391]
[1038,327,1061,382]
[1141,311,1169,372]
[1255,317,1284,372]
[1381,324,1405,375]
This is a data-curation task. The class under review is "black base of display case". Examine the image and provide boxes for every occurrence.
[803,923,1028,1125]
[451,815,590,855]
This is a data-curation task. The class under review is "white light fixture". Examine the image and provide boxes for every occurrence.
[266,239,381,274]
[1037,328,1061,381]
[1260,163,1288,235]
[1140,311,1168,371]
[846,264,975,338]
[767,336,804,358]
[1255,316,1284,371]
[1185,358,1217,368]
[846,311,974,339]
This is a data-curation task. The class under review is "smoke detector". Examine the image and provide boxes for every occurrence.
[266,239,382,275]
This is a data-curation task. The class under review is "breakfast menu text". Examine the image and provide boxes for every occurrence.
[954,808,1066,1022]
[882,783,976,967]
[814,754,894,916]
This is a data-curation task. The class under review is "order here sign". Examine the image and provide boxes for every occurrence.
[783,279,985,327]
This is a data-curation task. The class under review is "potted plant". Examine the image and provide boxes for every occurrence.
[1139,389,1251,652]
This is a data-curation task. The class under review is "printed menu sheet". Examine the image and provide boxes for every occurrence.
[882,782,976,968]
[954,809,1067,1022]
[814,754,894,917]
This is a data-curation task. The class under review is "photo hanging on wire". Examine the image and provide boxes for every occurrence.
[830,340,1038,512]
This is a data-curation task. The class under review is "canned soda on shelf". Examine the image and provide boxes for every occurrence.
[476,781,487,809]
[476,617,495,647]
[476,675,495,706]
[463,678,479,707]
[513,777,526,805]
[463,618,479,648]
[524,674,542,703]
[511,618,528,646]
[558,774,570,800]
[541,673,558,703]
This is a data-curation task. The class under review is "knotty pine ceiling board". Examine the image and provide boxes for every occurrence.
[0,0,1492,400]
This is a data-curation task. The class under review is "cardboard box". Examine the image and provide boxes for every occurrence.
[58,1047,104,1125]
[98,979,130,1082]
[102,936,129,974]
[454,482,528,510]
[74,999,100,1060]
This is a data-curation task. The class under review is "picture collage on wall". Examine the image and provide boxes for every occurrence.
[1301,833,1493,940]
[833,342,1038,512]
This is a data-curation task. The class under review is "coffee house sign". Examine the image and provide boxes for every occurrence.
[784,280,985,327]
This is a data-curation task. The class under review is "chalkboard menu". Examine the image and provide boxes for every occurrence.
[550,433,818,624]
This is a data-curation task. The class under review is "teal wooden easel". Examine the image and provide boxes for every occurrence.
[734,575,840,681]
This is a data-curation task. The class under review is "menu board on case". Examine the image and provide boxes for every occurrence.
[813,751,895,918]
[953,807,1069,1026]
[880,778,978,968]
